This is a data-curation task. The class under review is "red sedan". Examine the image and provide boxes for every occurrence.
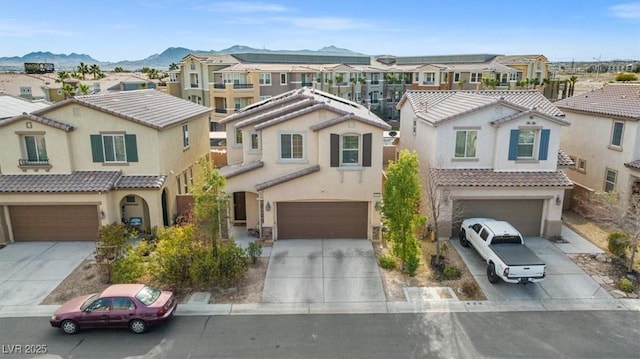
[50,284,177,334]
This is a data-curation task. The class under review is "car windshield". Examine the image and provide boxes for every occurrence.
[135,286,161,306]
[80,293,100,310]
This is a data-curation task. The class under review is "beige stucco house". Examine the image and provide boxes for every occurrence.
[556,84,640,208]
[396,90,573,239]
[0,89,211,242]
[219,88,391,240]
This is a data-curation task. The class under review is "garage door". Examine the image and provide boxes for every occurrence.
[9,205,99,241]
[453,199,543,236]
[277,202,368,239]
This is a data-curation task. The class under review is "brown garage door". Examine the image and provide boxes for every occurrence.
[9,205,99,241]
[453,199,543,236]
[277,202,368,239]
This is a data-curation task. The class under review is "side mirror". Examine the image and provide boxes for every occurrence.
[84,308,92,313]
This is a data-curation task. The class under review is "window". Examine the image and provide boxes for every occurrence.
[454,130,477,158]
[610,121,624,148]
[250,132,260,151]
[190,61,196,70]
[189,166,194,187]
[440,72,448,84]
[517,130,536,158]
[470,73,482,83]
[280,133,304,160]
[454,73,460,82]
[125,195,137,204]
[604,169,617,192]
[183,172,188,194]
[509,72,518,81]
[89,298,112,312]
[577,158,587,173]
[341,134,360,165]
[259,73,271,85]
[102,134,126,162]
[280,73,287,85]
[423,72,435,85]
[480,229,489,241]
[176,176,182,194]
[235,129,242,145]
[112,298,135,311]
[182,124,189,148]
[23,135,48,162]
[190,73,198,88]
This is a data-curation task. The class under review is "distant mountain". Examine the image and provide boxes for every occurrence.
[0,45,367,72]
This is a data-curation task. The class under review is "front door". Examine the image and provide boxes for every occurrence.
[233,192,246,221]
[79,298,111,328]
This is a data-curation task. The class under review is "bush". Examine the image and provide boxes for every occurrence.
[608,232,629,258]
[97,223,131,261]
[615,72,638,82]
[247,241,262,264]
[216,242,249,284]
[459,279,482,298]
[443,264,461,280]
[618,277,636,293]
[378,254,397,270]
[152,225,197,286]
[405,255,420,276]
[188,246,217,286]
[111,249,147,284]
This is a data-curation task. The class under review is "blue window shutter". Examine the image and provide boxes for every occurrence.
[125,134,138,162]
[538,129,550,160]
[330,134,339,167]
[508,130,519,160]
[90,135,104,162]
[362,133,372,167]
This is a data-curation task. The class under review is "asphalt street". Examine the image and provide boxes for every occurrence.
[1,311,639,358]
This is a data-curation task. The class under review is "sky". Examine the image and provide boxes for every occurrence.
[0,0,639,63]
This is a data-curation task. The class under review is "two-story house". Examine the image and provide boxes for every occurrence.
[396,90,573,239]
[556,84,640,210]
[219,88,391,241]
[0,89,211,242]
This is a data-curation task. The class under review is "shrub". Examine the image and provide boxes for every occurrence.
[152,225,197,286]
[460,279,482,298]
[97,223,130,261]
[405,255,420,276]
[443,264,461,280]
[608,232,629,258]
[247,241,262,264]
[618,277,636,293]
[189,246,218,286]
[615,72,638,82]
[378,254,397,270]
[216,242,249,284]
[111,250,147,284]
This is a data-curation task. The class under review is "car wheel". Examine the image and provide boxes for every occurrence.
[487,263,500,284]
[61,319,79,334]
[459,229,470,247]
[129,319,147,334]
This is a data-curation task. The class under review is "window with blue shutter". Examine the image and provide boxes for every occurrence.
[90,135,104,162]
[508,130,519,160]
[538,129,550,160]
[90,134,138,163]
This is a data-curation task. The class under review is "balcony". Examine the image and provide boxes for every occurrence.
[213,83,226,89]
[371,80,380,85]
[18,158,51,171]
[214,108,228,114]
[190,83,199,88]
[301,82,314,87]
[233,83,253,89]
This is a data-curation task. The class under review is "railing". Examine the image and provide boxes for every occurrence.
[190,83,199,88]
[214,108,228,114]
[19,159,50,166]
[371,80,380,85]
[301,82,313,87]
[233,83,253,89]
[213,83,226,89]
[422,81,435,85]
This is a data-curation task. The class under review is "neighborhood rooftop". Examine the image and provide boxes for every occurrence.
[554,84,640,120]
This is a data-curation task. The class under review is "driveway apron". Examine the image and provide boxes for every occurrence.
[262,239,386,303]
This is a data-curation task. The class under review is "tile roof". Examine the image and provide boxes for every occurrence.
[0,94,50,119]
[400,90,564,125]
[0,112,75,131]
[624,160,640,170]
[34,90,212,130]
[554,84,640,120]
[430,168,574,188]
[0,171,121,193]
[557,150,575,167]
[219,161,264,179]
[115,175,167,189]
[255,165,320,191]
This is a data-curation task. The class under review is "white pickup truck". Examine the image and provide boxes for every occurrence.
[459,218,546,284]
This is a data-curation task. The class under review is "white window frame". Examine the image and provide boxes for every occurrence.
[279,132,305,161]
[249,132,260,151]
[604,168,617,192]
[454,130,478,158]
[610,121,624,148]
[102,134,127,163]
[280,73,287,85]
[234,128,243,147]
[23,134,48,162]
[454,73,461,82]
[517,129,538,159]
[423,72,435,85]
[340,134,361,166]
[259,73,271,86]
[470,72,482,83]
[509,72,518,81]
[182,124,189,149]
[577,158,587,173]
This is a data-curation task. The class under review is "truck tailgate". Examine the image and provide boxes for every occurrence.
[490,244,545,267]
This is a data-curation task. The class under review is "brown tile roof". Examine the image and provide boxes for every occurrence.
[554,84,640,120]
[557,150,575,167]
[430,168,573,188]
[624,160,640,170]
[115,175,167,189]
[0,112,75,131]
[33,90,212,130]
[256,165,320,191]
[219,161,264,179]
[0,171,121,193]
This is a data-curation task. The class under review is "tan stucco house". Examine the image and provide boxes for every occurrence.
[219,88,391,240]
[396,90,573,239]
[0,89,212,242]
[556,84,640,209]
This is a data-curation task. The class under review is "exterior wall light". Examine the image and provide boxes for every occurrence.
[265,202,271,211]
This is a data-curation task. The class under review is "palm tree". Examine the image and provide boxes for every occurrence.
[358,76,366,104]
[147,68,159,80]
[55,71,70,85]
[456,79,467,90]
[169,63,179,71]
[77,62,89,80]
[327,78,333,95]
[349,77,357,101]
[77,83,90,95]
[334,73,344,98]
[61,84,76,99]
[568,75,578,97]
[89,64,101,80]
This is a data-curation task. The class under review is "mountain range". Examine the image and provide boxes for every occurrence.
[0,45,366,72]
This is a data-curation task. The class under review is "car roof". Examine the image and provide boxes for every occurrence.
[100,284,146,297]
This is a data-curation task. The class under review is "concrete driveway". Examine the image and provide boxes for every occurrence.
[452,226,612,301]
[0,242,95,306]
[262,239,385,303]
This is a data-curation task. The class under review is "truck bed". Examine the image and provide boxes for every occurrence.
[490,244,545,267]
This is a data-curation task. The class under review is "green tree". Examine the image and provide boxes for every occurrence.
[192,158,228,260]
[55,70,70,85]
[568,75,578,97]
[89,64,101,79]
[334,73,344,97]
[113,66,125,73]
[358,76,367,104]
[61,83,76,99]
[382,150,423,274]
[77,83,90,95]
[615,72,638,82]
[349,76,357,101]
[169,63,179,71]
[77,62,89,80]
